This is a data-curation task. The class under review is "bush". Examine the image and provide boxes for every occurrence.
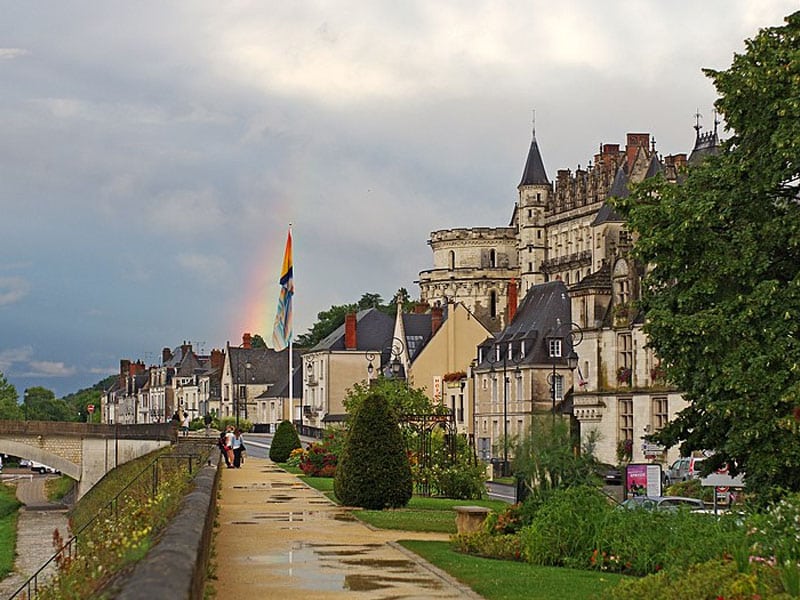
[601,559,789,600]
[269,420,301,462]
[519,485,614,568]
[592,507,744,576]
[451,531,523,561]
[435,464,486,500]
[334,391,412,509]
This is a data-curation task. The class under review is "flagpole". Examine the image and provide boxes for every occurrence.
[288,224,297,433]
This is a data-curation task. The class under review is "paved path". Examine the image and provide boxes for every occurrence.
[211,458,483,599]
[0,475,69,599]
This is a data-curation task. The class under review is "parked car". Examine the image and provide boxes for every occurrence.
[663,457,706,486]
[620,495,705,512]
[29,461,59,474]
[596,463,622,486]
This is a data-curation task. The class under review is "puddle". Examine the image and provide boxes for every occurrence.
[250,542,445,594]
[343,558,415,570]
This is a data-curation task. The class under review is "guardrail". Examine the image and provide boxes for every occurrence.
[9,446,213,600]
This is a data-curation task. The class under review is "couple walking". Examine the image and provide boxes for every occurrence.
[219,425,246,468]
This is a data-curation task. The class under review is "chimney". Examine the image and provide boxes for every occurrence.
[625,133,650,171]
[210,349,224,370]
[431,306,443,336]
[181,341,192,357]
[507,279,518,323]
[120,359,131,375]
[414,302,428,314]
[345,313,357,349]
[162,347,172,365]
[242,332,252,349]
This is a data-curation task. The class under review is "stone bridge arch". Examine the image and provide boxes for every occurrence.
[0,420,175,499]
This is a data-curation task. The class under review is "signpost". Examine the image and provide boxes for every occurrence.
[87,404,95,423]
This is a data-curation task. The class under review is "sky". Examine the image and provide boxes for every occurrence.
[0,1,796,399]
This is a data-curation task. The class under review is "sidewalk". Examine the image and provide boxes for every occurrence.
[211,458,483,599]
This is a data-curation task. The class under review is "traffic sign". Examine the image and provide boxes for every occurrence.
[87,404,95,414]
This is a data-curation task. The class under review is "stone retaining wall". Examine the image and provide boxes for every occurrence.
[113,451,221,600]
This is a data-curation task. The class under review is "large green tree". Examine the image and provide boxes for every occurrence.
[23,387,73,421]
[295,290,417,348]
[616,12,800,503]
[0,373,21,420]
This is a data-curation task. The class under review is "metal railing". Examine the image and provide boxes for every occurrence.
[9,448,209,600]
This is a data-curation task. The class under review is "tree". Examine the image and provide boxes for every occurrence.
[251,334,267,348]
[23,387,72,421]
[342,378,441,419]
[0,373,21,420]
[513,418,600,503]
[615,11,800,504]
[334,391,412,509]
[269,420,301,462]
[295,292,412,347]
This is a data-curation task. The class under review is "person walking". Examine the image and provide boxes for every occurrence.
[224,426,235,468]
[181,412,191,437]
[232,428,245,468]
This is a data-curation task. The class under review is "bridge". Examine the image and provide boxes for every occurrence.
[0,420,176,499]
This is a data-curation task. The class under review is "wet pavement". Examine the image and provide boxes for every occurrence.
[211,459,483,599]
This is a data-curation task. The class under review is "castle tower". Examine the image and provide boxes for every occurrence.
[515,125,551,294]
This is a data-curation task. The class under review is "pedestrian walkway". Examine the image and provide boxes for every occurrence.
[0,474,69,599]
[211,458,483,599]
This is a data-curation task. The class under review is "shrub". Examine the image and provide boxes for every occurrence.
[434,464,486,500]
[269,420,301,462]
[519,485,614,568]
[601,559,789,600]
[593,507,744,576]
[451,531,523,561]
[300,444,337,477]
[334,391,412,509]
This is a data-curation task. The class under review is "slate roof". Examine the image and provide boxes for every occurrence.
[311,308,395,352]
[257,362,304,400]
[688,129,720,165]
[569,262,612,293]
[228,346,301,385]
[401,312,434,360]
[476,280,574,368]
[518,132,550,186]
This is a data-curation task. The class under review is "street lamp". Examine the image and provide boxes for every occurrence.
[546,322,583,418]
[365,337,405,382]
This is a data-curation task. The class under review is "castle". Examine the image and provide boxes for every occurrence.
[419,119,719,466]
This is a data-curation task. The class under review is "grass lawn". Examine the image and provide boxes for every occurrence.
[296,474,507,533]
[0,483,21,579]
[399,540,628,600]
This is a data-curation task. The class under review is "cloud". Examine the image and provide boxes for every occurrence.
[148,188,228,236]
[25,361,77,377]
[0,346,34,371]
[0,48,28,60]
[176,252,228,276]
[0,277,30,306]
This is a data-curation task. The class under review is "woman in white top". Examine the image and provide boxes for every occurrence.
[232,429,245,468]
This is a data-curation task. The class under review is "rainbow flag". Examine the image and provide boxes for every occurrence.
[272,229,293,350]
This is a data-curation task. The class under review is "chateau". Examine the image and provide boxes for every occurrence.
[419,120,719,466]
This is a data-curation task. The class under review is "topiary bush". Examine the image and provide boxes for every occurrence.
[334,391,412,509]
[269,420,302,462]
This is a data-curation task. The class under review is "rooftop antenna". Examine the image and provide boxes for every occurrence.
[694,110,703,136]
[713,109,720,136]
[651,136,657,152]
[532,108,536,137]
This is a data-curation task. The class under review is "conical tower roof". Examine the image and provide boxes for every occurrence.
[518,131,549,187]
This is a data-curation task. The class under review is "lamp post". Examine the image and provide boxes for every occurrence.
[546,322,583,419]
[365,337,405,382]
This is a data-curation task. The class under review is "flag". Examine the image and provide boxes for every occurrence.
[272,229,293,350]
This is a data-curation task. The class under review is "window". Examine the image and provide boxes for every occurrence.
[449,250,455,270]
[491,376,498,405]
[548,338,562,358]
[618,333,633,374]
[489,249,497,268]
[619,398,633,442]
[458,394,464,422]
[653,397,668,430]
[490,290,497,318]
[554,374,564,400]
